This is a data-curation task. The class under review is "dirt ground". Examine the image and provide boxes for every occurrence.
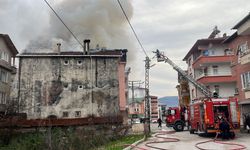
[131,123,250,150]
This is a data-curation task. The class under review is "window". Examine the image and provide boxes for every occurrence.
[63,111,69,117]
[0,92,6,104]
[77,60,82,65]
[0,52,9,62]
[235,88,239,95]
[78,85,83,89]
[241,72,250,89]
[64,60,69,65]
[0,70,8,83]
[212,66,218,75]
[75,111,81,117]
[211,50,215,55]
[63,83,69,90]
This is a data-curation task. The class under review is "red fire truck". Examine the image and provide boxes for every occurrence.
[189,97,240,135]
[154,50,240,136]
[165,107,188,131]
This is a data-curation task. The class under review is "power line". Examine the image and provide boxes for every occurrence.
[43,0,84,49]
[117,0,148,57]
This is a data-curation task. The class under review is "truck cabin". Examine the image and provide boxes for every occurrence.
[166,107,185,122]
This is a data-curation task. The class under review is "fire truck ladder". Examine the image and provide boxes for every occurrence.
[153,49,212,97]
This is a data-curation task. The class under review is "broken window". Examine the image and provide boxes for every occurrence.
[63,111,69,117]
[77,60,82,65]
[63,83,69,90]
[78,85,83,89]
[75,111,81,117]
[64,60,69,65]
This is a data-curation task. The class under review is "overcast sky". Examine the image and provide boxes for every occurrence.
[0,0,249,98]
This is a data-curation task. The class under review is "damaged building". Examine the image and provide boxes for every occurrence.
[17,41,128,120]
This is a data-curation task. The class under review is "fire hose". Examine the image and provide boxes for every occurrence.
[195,119,246,150]
[195,132,246,150]
[145,131,180,150]
[124,130,180,150]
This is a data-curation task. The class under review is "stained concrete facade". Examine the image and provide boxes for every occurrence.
[18,50,127,119]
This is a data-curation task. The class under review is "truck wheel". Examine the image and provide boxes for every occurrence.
[174,122,184,132]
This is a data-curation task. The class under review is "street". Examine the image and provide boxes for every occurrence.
[132,123,250,150]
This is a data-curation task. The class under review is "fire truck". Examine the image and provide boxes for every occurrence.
[165,106,188,131]
[154,50,240,136]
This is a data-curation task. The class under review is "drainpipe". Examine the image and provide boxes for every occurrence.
[17,57,22,113]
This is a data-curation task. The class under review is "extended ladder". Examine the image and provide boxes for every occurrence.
[154,49,212,97]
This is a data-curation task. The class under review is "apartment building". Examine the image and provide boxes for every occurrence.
[183,34,236,100]
[128,87,145,119]
[223,13,250,124]
[128,86,159,122]
[0,34,18,112]
[176,72,190,107]
[17,43,128,119]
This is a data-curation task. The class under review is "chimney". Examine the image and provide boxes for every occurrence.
[56,43,61,54]
[83,39,91,54]
[223,33,227,38]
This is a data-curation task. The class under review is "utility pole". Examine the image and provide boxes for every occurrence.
[144,56,151,135]
[128,80,144,122]
[128,81,144,103]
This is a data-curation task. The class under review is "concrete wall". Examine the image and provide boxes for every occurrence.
[19,56,121,119]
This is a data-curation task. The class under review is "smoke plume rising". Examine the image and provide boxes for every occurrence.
[26,0,136,61]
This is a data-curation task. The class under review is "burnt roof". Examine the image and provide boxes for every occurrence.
[0,34,18,55]
[232,12,250,29]
[18,49,127,58]
[183,37,226,61]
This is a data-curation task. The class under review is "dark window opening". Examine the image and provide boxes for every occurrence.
[75,111,81,117]
[64,60,69,65]
[63,112,69,117]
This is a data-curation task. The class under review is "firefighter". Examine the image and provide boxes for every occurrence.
[219,118,230,139]
[157,118,162,128]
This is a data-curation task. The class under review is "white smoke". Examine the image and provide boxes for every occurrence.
[26,0,136,60]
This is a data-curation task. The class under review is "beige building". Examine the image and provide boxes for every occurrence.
[0,34,18,112]
[17,47,128,120]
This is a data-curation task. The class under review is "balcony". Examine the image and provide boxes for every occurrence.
[193,55,233,68]
[196,73,236,84]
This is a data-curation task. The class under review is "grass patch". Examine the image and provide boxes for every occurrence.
[98,134,144,150]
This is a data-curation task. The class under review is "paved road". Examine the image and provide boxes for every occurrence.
[132,123,250,150]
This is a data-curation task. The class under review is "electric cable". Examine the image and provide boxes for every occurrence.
[43,0,84,49]
[117,0,148,57]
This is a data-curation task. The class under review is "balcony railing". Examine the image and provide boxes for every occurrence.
[195,71,232,80]
[193,55,233,68]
